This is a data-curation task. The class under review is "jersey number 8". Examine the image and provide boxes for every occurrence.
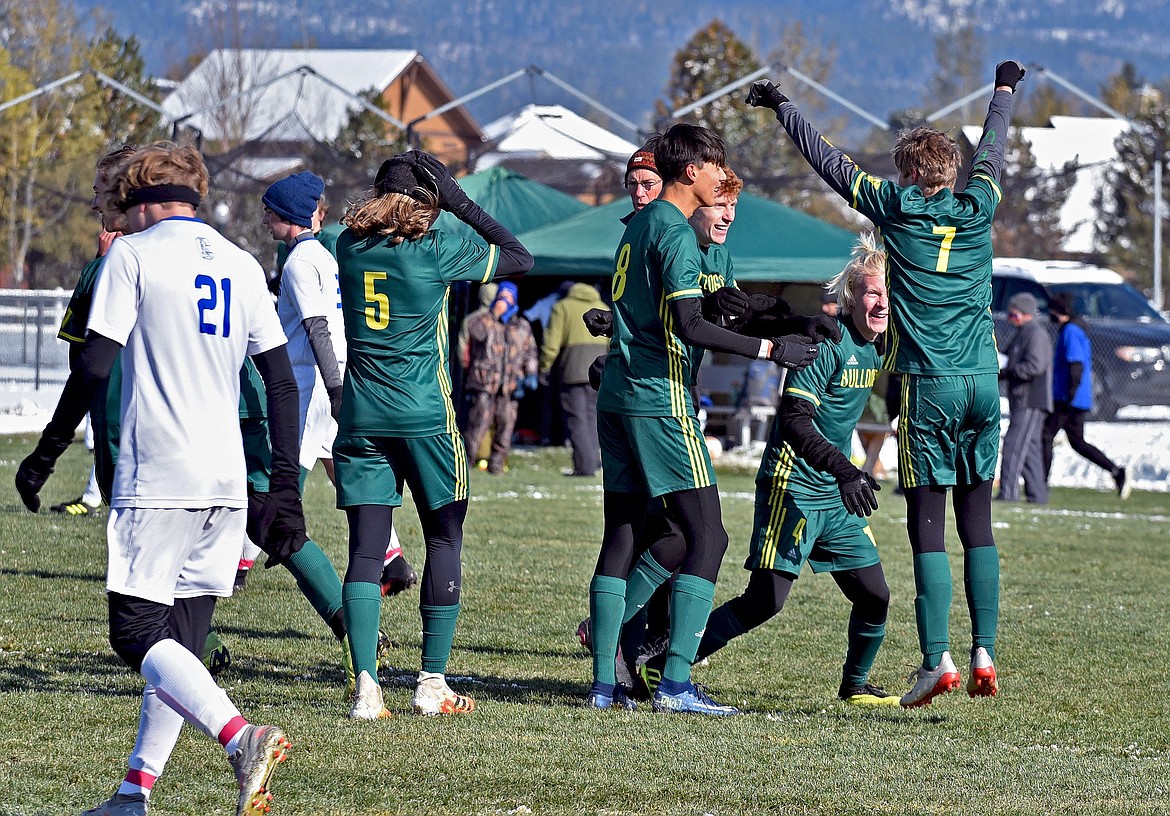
[612,243,630,302]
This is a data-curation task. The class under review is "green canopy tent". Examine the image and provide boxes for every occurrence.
[517,192,858,282]
[434,165,589,240]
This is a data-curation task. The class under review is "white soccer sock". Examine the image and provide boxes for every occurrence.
[117,683,184,797]
[383,523,403,564]
[240,536,262,564]
[140,639,242,744]
[82,464,101,507]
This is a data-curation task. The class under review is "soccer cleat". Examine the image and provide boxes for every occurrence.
[967,646,998,698]
[1115,465,1132,500]
[587,686,637,711]
[349,670,392,720]
[838,682,901,707]
[634,654,665,701]
[651,683,739,716]
[412,671,476,715]
[380,556,419,598]
[900,651,962,708]
[575,618,592,650]
[81,791,147,816]
[50,496,101,516]
[228,724,291,816]
[202,629,231,677]
[341,635,356,697]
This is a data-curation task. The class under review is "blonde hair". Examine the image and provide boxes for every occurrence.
[718,166,743,199]
[342,188,440,242]
[116,142,209,207]
[826,231,886,313]
[891,127,962,195]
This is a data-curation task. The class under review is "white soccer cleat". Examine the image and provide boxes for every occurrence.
[967,646,998,698]
[348,670,392,720]
[900,650,962,708]
[412,671,476,715]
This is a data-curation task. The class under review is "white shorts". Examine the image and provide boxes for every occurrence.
[300,381,338,470]
[106,507,245,605]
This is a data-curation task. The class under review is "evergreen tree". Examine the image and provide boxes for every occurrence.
[1092,86,1170,302]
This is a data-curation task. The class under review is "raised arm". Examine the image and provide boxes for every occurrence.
[746,81,861,201]
[969,61,1026,185]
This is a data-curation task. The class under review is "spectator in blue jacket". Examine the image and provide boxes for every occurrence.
[1041,293,1131,499]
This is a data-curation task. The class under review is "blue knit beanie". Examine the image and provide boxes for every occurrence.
[263,171,325,227]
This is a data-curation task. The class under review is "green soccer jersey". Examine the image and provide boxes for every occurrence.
[848,171,1000,375]
[757,315,880,509]
[334,227,499,437]
[58,257,104,344]
[597,199,706,418]
[688,242,736,384]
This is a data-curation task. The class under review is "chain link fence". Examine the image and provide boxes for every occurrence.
[0,290,72,390]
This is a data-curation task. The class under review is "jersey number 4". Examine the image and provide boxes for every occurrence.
[196,275,231,337]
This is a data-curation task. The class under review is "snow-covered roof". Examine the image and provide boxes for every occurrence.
[964,116,1130,255]
[993,257,1124,284]
[162,49,418,142]
[476,104,638,167]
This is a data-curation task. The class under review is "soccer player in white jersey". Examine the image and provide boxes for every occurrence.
[263,173,418,597]
[21,143,301,816]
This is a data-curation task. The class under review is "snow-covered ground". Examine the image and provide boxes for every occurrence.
[4,379,1168,492]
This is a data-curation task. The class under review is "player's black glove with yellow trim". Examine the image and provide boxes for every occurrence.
[994,61,1026,91]
[409,150,474,217]
[787,313,843,343]
[583,308,613,338]
[745,81,790,111]
[768,334,819,371]
[839,470,881,517]
[15,432,72,512]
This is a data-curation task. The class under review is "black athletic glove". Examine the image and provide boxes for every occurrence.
[839,471,881,517]
[409,150,473,216]
[745,80,790,111]
[768,334,819,371]
[583,308,613,338]
[789,314,842,343]
[14,433,73,513]
[247,486,308,568]
[711,286,751,319]
[994,60,1026,91]
[327,385,343,421]
[588,354,606,391]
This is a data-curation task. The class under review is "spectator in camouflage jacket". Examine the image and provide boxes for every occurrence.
[461,281,538,473]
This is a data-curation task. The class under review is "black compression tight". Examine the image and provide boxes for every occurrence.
[660,485,729,583]
[904,480,996,555]
[594,490,649,578]
[345,501,467,606]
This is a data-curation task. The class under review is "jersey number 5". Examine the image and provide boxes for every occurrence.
[364,271,390,330]
[196,275,231,337]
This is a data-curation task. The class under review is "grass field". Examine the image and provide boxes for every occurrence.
[2,434,1169,816]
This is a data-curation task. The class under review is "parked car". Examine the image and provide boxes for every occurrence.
[992,258,1170,420]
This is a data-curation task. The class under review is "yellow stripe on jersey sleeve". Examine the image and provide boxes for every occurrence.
[480,244,499,283]
[664,288,702,302]
[969,173,1002,204]
[784,387,821,407]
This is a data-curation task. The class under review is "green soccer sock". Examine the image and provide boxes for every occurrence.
[341,581,382,678]
[285,541,344,631]
[420,603,461,674]
[695,601,747,662]
[662,574,717,686]
[964,545,1000,659]
[912,552,952,670]
[622,552,673,624]
[841,613,886,689]
[589,575,627,688]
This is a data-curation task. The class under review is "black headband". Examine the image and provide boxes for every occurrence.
[121,184,202,211]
